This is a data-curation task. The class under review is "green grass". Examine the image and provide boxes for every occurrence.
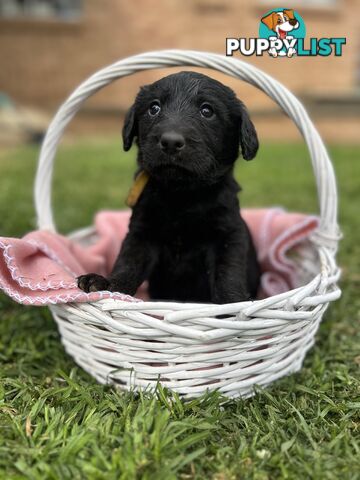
[0,139,359,479]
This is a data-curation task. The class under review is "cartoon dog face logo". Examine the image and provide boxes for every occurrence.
[261,9,299,57]
[261,9,299,39]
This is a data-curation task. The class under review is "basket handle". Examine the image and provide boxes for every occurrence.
[35,49,341,249]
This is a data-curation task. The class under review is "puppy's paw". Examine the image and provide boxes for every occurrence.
[269,48,278,57]
[77,273,110,293]
[287,48,296,58]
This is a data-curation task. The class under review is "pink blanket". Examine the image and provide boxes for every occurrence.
[0,209,318,306]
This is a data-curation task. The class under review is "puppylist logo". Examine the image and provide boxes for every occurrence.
[226,8,346,58]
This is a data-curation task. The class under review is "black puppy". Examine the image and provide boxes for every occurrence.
[78,71,261,303]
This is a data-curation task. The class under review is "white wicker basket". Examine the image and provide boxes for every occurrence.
[35,50,342,399]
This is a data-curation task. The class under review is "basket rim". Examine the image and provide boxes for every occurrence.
[60,223,341,316]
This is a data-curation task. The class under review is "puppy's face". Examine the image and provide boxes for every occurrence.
[123,72,259,186]
[262,10,299,38]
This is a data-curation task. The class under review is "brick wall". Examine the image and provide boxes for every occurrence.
[0,0,358,141]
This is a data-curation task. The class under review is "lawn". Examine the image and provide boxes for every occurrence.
[0,139,359,479]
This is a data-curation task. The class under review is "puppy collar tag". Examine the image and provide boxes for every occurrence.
[126,170,150,207]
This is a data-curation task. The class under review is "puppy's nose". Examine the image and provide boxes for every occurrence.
[289,19,297,26]
[160,131,185,154]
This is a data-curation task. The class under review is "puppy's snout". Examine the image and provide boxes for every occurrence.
[289,19,297,26]
[160,131,185,154]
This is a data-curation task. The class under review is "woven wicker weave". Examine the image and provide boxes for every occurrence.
[34,50,341,398]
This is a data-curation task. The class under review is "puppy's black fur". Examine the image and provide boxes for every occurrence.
[78,71,261,303]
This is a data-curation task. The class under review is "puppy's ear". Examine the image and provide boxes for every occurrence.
[284,9,295,20]
[239,104,259,161]
[261,11,276,31]
[122,104,137,151]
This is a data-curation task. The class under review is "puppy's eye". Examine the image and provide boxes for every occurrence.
[148,101,161,117]
[277,18,282,24]
[200,104,214,119]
